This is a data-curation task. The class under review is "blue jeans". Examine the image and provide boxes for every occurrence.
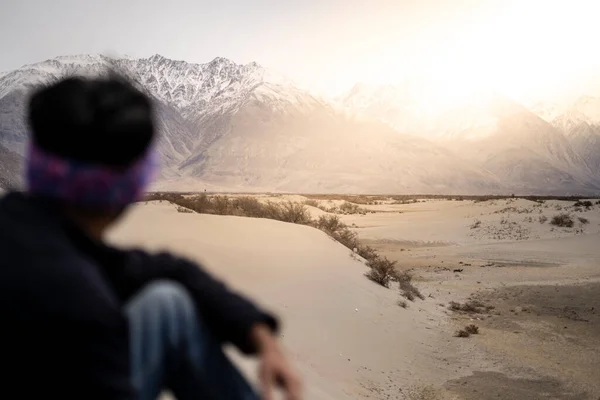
[126,281,260,400]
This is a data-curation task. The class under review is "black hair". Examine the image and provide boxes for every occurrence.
[28,75,155,167]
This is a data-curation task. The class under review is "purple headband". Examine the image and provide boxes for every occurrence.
[25,141,159,209]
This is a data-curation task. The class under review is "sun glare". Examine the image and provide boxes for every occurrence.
[355,0,600,112]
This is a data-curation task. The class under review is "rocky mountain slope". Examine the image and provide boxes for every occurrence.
[0,54,598,195]
[548,96,600,178]
[0,143,22,190]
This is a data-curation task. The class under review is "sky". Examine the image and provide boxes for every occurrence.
[2,0,600,105]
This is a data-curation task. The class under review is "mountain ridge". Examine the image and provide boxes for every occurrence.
[0,54,598,195]
[548,95,600,179]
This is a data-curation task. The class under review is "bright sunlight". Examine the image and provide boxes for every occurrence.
[366,0,600,112]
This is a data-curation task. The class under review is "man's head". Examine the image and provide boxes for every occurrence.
[26,75,158,235]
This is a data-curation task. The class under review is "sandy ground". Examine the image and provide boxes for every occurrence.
[108,197,600,399]
[341,198,600,399]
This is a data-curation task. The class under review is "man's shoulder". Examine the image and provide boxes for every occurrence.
[0,192,63,246]
[0,195,120,310]
[124,248,194,268]
[0,196,73,264]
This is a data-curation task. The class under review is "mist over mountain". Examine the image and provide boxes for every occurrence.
[0,54,598,195]
[544,96,600,180]
[341,85,600,194]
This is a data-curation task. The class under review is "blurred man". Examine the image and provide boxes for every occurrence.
[0,76,301,400]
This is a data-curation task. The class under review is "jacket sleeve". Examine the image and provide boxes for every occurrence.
[116,250,279,355]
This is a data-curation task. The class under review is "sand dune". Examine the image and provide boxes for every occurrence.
[107,198,600,399]
[107,202,467,399]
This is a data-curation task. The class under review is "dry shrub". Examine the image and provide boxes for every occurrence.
[303,194,384,205]
[320,201,369,215]
[315,215,344,233]
[145,193,312,224]
[461,300,483,313]
[314,215,358,250]
[176,206,194,213]
[303,199,319,207]
[392,199,418,205]
[402,291,415,301]
[145,192,179,202]
[448,300,486,313]
[465,324,480,334]
[574,200,593,209]
[232,196,265,217]
[191,194,212,213]
[365,257,398,288]
[356,245,379,262]
[211,195,231,215]
[147,193,211,213]
[397,270,412,282]
[551,213,574,228]
[278,201,312,224]
[339,201,367,215]
[330,227,358,250]
[578,216,589,225]
[261,202,285,220]
[144,193,423,291]
[539,215,548,224]
[455,329,470,338]
[398,270,424,301]
[398,299,409,308]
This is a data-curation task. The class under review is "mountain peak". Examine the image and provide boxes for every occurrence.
[575,94,598,104]
[148,53,168,62]
[207,56,235,66]
[1,53,599,194]
[560,95,600,125]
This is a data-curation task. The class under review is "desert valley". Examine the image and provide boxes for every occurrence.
[2,52,600,400]
[105,193,600,399]
[4,0,600,398]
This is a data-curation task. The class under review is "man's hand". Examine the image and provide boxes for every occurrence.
[251,324,302,400]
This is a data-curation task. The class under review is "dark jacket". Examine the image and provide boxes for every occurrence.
[0,192,278,399]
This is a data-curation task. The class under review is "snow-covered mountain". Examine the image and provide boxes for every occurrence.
[0,54,597,195]
[0,54,505,194]
[549,96,600,176]
[528,101,566,123]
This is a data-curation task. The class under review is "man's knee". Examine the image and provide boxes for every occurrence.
[133,280,196,318]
